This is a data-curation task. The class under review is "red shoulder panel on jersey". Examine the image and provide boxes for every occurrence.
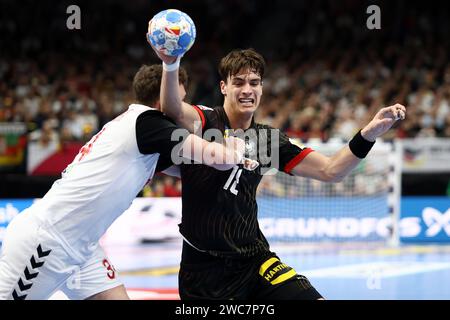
[284,148,314,174]
[191,105,206,130]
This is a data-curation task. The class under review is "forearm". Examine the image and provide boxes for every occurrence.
[161,63,200,133]
[291,131,374,182]
[322,146,361,182]
[179,134,242,171]
[292,103,405,182]
[326,129,378,181]
[161,63,183,121]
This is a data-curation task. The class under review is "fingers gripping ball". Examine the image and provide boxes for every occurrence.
[148,9,196,57]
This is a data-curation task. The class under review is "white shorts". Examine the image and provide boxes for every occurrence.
[0,211,122,300]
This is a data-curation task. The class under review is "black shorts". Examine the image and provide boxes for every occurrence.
[178,242,323,300]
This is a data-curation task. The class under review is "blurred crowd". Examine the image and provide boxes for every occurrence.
[1,0,449,195]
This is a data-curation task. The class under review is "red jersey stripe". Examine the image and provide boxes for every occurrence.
[192,105,206,130]
[284,148,314,174]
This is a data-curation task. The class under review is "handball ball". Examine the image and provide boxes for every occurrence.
[147,9,196,57]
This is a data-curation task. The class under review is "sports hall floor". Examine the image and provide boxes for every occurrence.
[57,240,450,300]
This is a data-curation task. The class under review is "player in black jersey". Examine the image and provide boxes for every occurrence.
[0,63,249,300]
[150,39,406,299]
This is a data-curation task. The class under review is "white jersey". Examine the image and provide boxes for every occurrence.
[31,103,180,260]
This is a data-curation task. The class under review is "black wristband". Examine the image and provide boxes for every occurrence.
[348,130,375,159]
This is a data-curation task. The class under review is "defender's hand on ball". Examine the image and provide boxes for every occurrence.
[361,103,406,141]
[242,158,259,171]
[224,136,259,171]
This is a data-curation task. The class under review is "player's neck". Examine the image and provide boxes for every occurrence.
[223,104,253,130]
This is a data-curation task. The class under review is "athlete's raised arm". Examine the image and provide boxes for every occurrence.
[291,104,406,182]
[147,23,201,134]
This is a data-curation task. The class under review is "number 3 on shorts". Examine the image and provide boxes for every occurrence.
[102,259,116,280]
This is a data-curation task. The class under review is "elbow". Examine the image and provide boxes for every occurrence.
[321,170,345,183]
[320,160,346,183]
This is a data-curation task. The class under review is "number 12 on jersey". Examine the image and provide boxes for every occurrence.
[223,166,243,195]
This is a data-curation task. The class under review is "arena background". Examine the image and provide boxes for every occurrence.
[1,0,450,300]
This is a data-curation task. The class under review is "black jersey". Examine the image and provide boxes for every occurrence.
[135,109,181,173]
[179,106,313,258]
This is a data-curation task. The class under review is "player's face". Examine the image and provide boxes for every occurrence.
[221,69,263,115]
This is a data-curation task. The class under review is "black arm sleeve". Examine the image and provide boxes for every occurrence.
[135,110,187,157]
[278,130,313,174]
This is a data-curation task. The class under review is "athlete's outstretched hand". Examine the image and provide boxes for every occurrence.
[361,103,406,141]
[146,20,179,65]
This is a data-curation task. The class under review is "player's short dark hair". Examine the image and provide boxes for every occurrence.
[133,64,188,106]
[218,48,265,82]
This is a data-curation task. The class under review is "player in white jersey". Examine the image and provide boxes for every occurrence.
[0,64,246,300]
